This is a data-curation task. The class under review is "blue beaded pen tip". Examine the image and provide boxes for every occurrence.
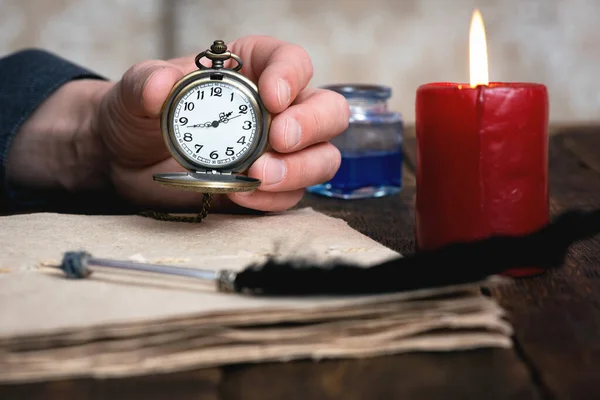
[60,251,93,278]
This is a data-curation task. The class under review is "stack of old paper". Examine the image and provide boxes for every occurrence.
[0,208,512,383]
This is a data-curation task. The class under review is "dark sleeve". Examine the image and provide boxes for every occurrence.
[0,49,106,212]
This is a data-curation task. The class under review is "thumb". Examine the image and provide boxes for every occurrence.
[119,60,184,118]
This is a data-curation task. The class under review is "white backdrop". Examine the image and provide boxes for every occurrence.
[1,0,599,126]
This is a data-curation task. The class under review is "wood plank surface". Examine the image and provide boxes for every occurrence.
[6,128,600,399]
[0,369,221,400]
[403,128,600,400]
[220,349,538,400]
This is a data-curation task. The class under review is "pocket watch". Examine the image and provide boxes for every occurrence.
[149,40,271,222]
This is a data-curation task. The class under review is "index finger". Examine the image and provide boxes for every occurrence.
[168,36,314,114]
[229,36,314,114]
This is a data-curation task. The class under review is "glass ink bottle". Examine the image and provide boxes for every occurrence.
[307,84,404,199]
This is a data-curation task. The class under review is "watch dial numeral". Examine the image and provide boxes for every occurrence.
[174,82,257,168]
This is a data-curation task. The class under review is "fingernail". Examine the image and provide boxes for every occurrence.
[277,79,291,108]
[263,156,286,185]
[234,190,255,197]
[284,118,302,150]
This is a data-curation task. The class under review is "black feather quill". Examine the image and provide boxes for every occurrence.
[58,209,600,296]
[232,208,600,295]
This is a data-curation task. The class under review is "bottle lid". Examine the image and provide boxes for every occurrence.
[322,84,392,100]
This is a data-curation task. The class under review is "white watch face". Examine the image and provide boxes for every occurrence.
[171,81,258,169]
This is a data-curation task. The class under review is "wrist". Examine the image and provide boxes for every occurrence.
[6,79,113,193]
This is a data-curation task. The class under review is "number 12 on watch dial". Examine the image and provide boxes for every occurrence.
[172,81,257,169]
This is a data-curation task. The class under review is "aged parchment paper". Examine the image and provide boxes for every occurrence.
[0,208,512,382]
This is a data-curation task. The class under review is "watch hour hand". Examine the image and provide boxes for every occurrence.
[187,122,214,128]
[220,111,233,119]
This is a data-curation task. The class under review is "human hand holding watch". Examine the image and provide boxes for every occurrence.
[5,35,350,213]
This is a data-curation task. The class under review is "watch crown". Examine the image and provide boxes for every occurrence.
[195,39,243,72]
[210,40,227,54]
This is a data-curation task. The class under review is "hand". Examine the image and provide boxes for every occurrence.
[96,35,349,212]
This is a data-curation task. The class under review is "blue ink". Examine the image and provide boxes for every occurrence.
[307,149,403,199]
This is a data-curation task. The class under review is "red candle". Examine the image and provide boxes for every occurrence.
[414,10,549,277]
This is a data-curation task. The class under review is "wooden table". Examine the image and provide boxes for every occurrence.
[2,127,600,399]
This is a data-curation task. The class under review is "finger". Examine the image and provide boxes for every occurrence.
[112,158,272,214]
[230,36,314,114]
[228,189,305,212]
[169,36,314,114]
[269,88,349,153]
[110,158,206,209]
[246,142,341,192]
[119,60,184,117]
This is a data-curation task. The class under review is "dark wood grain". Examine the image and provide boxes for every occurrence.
[221,349,538,400]
[298,165,416,255]
[561,127,600,176]
[0,369,221,400]
[404,128,600,400]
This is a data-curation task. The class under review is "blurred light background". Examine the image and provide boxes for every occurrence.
[1,0,599,128]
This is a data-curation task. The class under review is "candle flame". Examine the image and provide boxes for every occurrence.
[469,9,489,87]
